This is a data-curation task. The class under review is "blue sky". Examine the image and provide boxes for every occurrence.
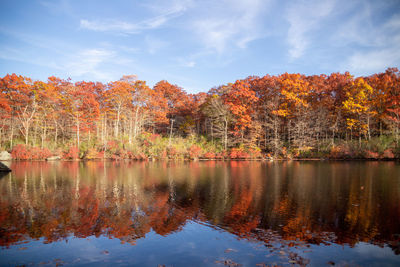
[0,0,399,93]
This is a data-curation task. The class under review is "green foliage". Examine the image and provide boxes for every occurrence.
[366,136,394,154]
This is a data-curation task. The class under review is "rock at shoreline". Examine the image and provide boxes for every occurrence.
[46,155,61,161]
[0,151,12,161]
[0,161,11,172]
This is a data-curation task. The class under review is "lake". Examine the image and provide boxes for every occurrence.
[0,161,399,266]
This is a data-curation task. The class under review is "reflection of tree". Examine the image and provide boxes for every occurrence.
[223,191,260,238]
[0,161,399,255]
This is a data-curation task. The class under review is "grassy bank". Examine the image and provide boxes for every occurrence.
[4,134,400,161]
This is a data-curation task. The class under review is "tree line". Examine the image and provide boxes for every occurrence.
[0,68,399,159]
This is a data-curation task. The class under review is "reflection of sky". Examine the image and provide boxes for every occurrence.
[301,242,400,267]
[1,221,399,267]
[1,161,400,266]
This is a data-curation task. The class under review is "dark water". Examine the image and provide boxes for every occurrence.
[0,161,399,266]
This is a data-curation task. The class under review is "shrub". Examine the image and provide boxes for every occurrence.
[167,147,177,159]
[63,146,79,160]
[31,147,52,160]
[215,151,228,159]
[382,149,395,159]
[364,150,379,159]
[248,147,262,158]
[188,145,202,159]
[11,144,52,160]
[203,152,215,159]
[329,144,353,159]
[229,147,250,159]
[85,148,103,160]
[11,144,31,160]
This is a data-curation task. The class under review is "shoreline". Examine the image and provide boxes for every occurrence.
[1,157,399,162]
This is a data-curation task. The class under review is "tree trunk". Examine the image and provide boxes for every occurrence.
[288,120,291,148]
[115,108,121,139]
[76,118,80,147]
[25,126,29,145]
[54,120,58,145]
[274,117,279,156]
[133,106,140,140]
[169,119,174,146]
[10,118,14,149]
[128,114,133,145]
[224,118,228,151]
[41,121,47,149]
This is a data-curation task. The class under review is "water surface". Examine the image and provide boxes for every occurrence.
[0,161,399,266]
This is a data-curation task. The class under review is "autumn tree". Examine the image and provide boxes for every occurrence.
[0,74,36,146]
[152,80,189,142]
[342,77,376,144]
[105,79,134,139]
[62,81,100,147]
[202,93,232,150]
[223,79,258,145]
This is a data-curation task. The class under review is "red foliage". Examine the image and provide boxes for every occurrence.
[11,144,31,160]
[365,150,379,159]
[382,149,395,159]
[248,148,262,158]
[167,147,177,158]
[203,152,215,159]
[188,145,202,159]
[149,133,160,141]
[229,148,250,159]
[215,151,228,159]
[97,151,105,159]
[63,146,79,160]
[30,147,52,160]
[11,144,52,160]
[136,153,147,160]
[111,154,121,160]
[107,140,119,150]
[118,149,128,159]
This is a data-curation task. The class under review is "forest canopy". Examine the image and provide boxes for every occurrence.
[0,68,399,160]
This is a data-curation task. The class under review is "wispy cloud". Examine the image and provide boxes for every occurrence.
[80,2,188,34]
[67,49,113,72]
[338,3,400,73]
[346,48,400,74]
[286,0,335,59]
[193,0,269,54]
[0,46,62,70]
[65,48,133,81]
[176,57,196,68]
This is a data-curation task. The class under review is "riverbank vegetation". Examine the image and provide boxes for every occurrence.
[0,68,399,160]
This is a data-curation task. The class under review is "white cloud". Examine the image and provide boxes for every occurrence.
[68,49,112,72]
[334,2,386,47]
[193,0,269,54]
[346,48,400,74]
[184,61,195,67]
[80,1,189,34]
[144,0,192,16]
[286,0,336,59]
[66,49,118,80]
[337,4,400,74]
[0,46,62,70]
[176,58,196,68]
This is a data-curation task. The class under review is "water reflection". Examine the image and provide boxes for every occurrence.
[0,161,400,261]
